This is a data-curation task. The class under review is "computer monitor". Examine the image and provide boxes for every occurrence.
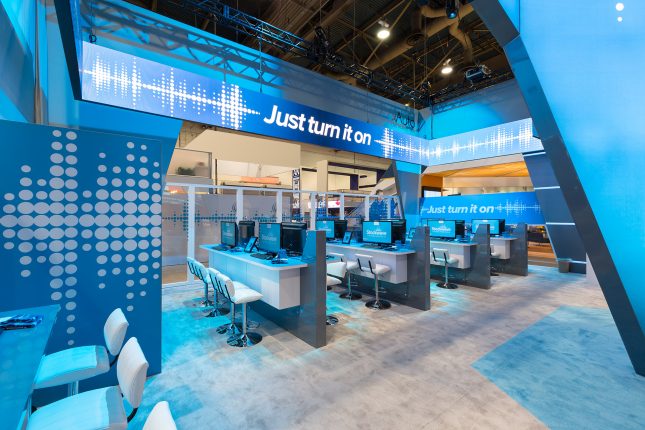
[281,222,307,255]
[382,218,406,244]
[471,219,505,236]
[315,220,335,239]
[221,221,237,247]
[362,221,393,245]
[333,219,348,239]
[238,221,255,246]
[455,220,466,237]
[258,222,282,254]
[427,219,457,240]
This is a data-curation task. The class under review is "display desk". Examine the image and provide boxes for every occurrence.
[202,245,308,310]
[0,305,60,430]
[490,236,517,260]
[429,240,476,269]
[325,242,415,284]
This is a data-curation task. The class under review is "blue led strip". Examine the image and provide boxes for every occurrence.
[81,42,542,165]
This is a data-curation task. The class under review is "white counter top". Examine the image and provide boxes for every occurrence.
[325,242,416,255]
[201,245,309,270]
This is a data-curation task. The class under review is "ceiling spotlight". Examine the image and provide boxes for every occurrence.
[616,2,625,12]
[377,20,390,40]
[446,0,459,19]
[441,59,453,75]
[617,16,623,22]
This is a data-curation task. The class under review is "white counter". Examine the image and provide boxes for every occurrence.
[326,242,415,284]
[202,245,306,310]
[429,240,476,269]
[490,237,517,260]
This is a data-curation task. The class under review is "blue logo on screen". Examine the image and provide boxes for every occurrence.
[316,220,334,238]
[428,220,456,239]
[363,221,392,244]
[472,220,500,235]
[259,223,281,253]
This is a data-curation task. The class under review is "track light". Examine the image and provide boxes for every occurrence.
[446,0,459,19]
[377,20,390,40]
[441,59,453,75]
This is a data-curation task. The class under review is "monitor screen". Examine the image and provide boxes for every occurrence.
[334,219,348,239]
[428,219,456,239]
[382,218,406,244]
[281,227,306,255]
[221,221,237,247]
[259,223,282,254]
[362,221,393,244]
[316,220,335,239]
[238,221,255,246]
[471,219,503,236]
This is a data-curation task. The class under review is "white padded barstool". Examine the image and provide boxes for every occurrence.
[490,245,501,276]
[355,254,391,310]
[207,267,243,336]
[34,308,129,397]
[432,248,459,289]
[194,261,229,317]
[217,273,264,348]
[328,252,362,300]
[143,401,177,430]
[27,337,149,430]
[325,261,347,325]
[187,256,212,306]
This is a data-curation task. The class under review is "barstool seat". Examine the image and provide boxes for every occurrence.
[217,273,263,348]
[327,253,362,300]
[34,308,128,397]
[490,246,501,276]
[194,261,229,317]
[143,401,177,430]
[326,261,347,325]
[355,254,391,310]
[326,275,343,287]
[346,261,359,271]
[432,248,458,289]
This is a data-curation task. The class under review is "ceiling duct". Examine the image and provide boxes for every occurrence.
[406,9,424,46]
[365,3,474,71]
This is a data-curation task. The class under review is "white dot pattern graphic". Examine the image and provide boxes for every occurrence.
[0,129,162,346]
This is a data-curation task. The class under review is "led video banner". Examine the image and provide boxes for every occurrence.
[420,192,544,225]
[80,42,542,166]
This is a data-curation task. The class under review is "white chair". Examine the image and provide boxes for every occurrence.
[34,308,129,397]
[187,256,212,306]
[143,401,177,430]
[325,261,347,325]
[490,245,501,276]
[328,252,362,300]
[27,337,149,430]
[432,248,459,289]
[355,254,391,310]
[216,273,263,348]
[207,267,244,336]
[193,261,229,318]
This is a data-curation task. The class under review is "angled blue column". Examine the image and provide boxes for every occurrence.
[473,0,645,375]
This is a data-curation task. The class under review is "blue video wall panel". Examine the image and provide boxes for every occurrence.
[80,42,542,166]
[0,119,163,376]
[420,192,544,225]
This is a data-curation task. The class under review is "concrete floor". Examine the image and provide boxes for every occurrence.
[130,266,633,429]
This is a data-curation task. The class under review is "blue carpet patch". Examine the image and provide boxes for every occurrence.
[473,306,645,429]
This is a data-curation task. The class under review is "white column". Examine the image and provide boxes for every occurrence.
[309,192,317,229]
[187,185,196,281]
[339,194,345,220]
[276,191,283,223]
[364,195,370,221]
[236,188,243,222]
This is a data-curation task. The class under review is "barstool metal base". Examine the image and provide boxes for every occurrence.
[203,305,230,317]
[365,299,391,310]
[198,299,214,307]
[339,291,362,300]
[437,282,458,289]
[326,315,339,325]
[216,322,242,335]
[227,332,262,347]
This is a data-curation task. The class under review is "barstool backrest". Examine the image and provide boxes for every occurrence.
[104,308,129,356]
[216,273,236,299]
[193,261,207,282]
[355,253,374,274]
[186,257,196,275]
[431,248,450,263]
[207,267,231,301]
[117,337,149,410]
[327,261,347,279]
[327,252,345,262]
[143,401,177,430]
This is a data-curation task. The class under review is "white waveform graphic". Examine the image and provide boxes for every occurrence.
[496,199,542,216]
[82,50,260,130]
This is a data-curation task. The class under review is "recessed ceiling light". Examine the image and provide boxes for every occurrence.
[616,3,625,12]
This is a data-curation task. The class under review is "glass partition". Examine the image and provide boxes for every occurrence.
[162,184,189,284]
[167,148,211,178]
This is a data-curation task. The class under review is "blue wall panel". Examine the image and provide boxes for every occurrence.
[0,119,163,379]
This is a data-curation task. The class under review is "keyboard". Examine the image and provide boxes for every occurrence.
[250,253,273,260]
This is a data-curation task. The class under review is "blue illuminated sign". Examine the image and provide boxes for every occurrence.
[80,42,542,166]
[428,220,457,239]
[362,221,392,244]
[316,220,334,239]
[420,192,544,225]
[259,223,281,253]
